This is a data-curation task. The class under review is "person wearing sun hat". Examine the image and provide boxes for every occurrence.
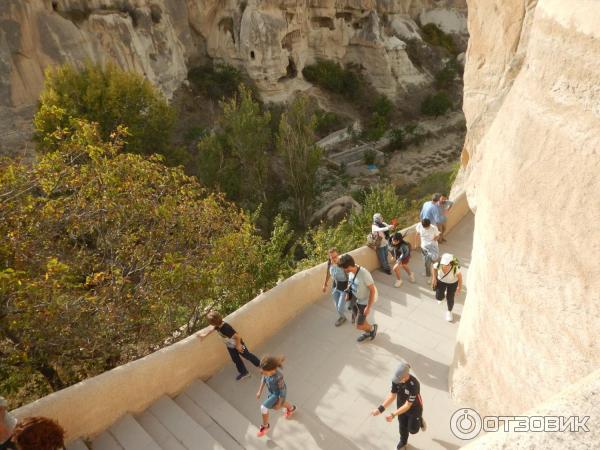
[0,396,17,450]
[371,361,426,450]
[432,252,462,322]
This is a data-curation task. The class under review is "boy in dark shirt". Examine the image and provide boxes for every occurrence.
[371,361,426,450]
[197,311,260,380]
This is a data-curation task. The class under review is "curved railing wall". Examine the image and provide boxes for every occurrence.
[12,193,471,442]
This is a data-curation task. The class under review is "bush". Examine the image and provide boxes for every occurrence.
[421,23,457,54]
[421,91,452,117]
[362,95,393,141]
[302,60,362,99]
[314,110,346,137]
[34,62,175,160]
[434,60,459,89]
[188,64,246,100]
[363,149,376,165]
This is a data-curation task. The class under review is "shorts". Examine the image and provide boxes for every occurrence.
[354,303,368,325]
[263,390,286,409]
[398,255,411,265]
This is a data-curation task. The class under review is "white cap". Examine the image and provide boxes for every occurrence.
[440,253,453,265]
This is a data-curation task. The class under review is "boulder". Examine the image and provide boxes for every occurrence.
[310,195,362,226]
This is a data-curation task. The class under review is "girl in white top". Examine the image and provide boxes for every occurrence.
[432,253,462,322]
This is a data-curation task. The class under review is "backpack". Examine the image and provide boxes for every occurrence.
[367,231,382,249]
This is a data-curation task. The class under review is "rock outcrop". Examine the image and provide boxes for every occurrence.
[0,0,467,155]
[452,0,600,422]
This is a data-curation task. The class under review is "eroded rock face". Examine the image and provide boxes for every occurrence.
[0,0,467,155]
[452,0,600,419]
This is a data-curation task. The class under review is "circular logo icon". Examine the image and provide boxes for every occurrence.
[450,408,482,440]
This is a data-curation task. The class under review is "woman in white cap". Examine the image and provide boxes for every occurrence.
[371,361,425,450]
[0,397,17,450]
[432,253,462,322]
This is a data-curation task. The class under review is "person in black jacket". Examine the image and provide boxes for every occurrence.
[388,232,416,288]
[371,361,426,450]
[198,311,261,380]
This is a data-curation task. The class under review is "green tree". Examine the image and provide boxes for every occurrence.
[33,62,175,160]
[276,96,322,228]
[421,91,453,117]
[0,119,291,407]
[196,84,271,207]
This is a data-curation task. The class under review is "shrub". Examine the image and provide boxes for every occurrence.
[188,64,246,100]
[421,91,452,117]
[34,62,175,159]
[434,60,458,89]
[421,23,457,54]
[314,110,345,137]
[302,60,362,99]
[363,149,376,165]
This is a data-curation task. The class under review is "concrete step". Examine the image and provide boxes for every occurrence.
[147,395,226,450]
[108,414,162,450]
[65,439,89,450]
[91,431,123,450]
[183,380,282,450]
[174,393,244,450]
[137,411,186,450]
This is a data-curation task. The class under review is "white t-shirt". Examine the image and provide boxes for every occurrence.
[433,262,461,284]
[348,266,375,304]
[416,223,440,248]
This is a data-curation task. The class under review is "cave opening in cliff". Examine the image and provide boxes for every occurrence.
[250,51,255,60]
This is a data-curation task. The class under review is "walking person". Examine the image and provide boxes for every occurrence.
[198,311,261,380]
[338,254,378,342]
[256,355,296,437]
[432,253,462,322]
[371,361,426,450]
[437,195,453,243]
[420,193,443,228]
[388,232,416,287]
[322,248,349,327]
[416,218,440,277]
[372,213,393,274]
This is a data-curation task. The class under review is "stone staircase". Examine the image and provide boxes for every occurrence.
[66,380,279,450]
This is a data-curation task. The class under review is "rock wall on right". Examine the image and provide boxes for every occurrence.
[451,0,600,418]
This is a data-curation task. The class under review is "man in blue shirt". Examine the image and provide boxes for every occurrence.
[420,193,443,226]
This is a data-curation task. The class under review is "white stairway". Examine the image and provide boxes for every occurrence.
[65,380,281,450]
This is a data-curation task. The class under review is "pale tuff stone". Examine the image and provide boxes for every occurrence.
[451,3,600,445]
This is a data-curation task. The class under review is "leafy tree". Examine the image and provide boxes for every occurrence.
[0,120,291,407]
[196,84,271,207]
[33,62,175,160]
[276,96,322,228]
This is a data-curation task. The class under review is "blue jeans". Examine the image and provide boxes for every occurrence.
[376,246,390,272]
[331,288,347,319]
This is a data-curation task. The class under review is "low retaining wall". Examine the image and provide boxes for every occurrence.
[12,193,470,442]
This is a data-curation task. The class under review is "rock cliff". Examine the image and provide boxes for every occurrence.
[452,0,600,420]
[0,0,467,155]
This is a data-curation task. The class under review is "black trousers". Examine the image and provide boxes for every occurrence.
[435,280,458,311]
[398,413,422,448]
[227,345,260,375]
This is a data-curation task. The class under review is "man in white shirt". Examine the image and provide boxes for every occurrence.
[415,218,440,277]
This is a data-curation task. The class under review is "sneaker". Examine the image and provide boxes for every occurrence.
[370,324,378,340]
[409,273,416,283]
[284,405,297,418]
[437,300,442,305]
[446,311,453,322]
[335,316,347,327]
[257,424,270,437]
[421,417,427,431]
[357,333,370,342]
[236,372,250,381]
[394,280,403,288]
[397,445,407,450]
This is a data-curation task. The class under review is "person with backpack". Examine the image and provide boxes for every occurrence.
[432,253,462,322]
[370,213,394,274]
[388,232,416,287]
[197,311,261,380]
[371,361,426,450]
[339,254,379,342]
[322,247,349,327]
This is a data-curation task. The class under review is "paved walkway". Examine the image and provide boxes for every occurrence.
[207,214,474,450]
